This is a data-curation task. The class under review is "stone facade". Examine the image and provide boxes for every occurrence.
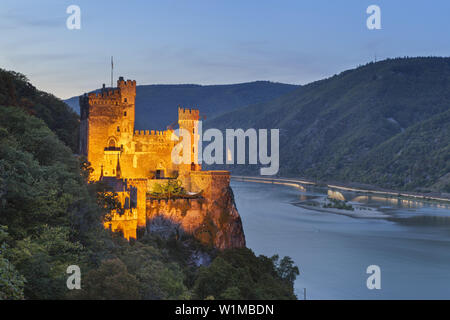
[80,77,245,248]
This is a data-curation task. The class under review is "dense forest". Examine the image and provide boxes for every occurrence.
[0,69,79,153]
[0,69,299,300]
[206,57,450,193]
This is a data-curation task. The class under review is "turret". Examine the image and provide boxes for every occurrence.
[117,76,136,105]
[178,107,201,171]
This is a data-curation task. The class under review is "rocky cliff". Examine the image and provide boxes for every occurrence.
[146,187,246,249]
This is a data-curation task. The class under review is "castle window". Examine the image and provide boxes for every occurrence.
[155,170,164,179]
[124,98,127,103]
[117,126,120,132]
[124,111,127,116]
[108,139,116,148]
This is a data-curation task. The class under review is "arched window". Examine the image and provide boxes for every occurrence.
[108,139,116,148]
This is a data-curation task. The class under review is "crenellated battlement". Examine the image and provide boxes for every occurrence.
[134,129,171,137]
[88,89,121,99]
[118,78,136,89]
[84,77,136,108]
[178,107,200,120]
[88,89,122,106]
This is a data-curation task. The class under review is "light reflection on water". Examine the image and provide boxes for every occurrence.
[231,180,450,299]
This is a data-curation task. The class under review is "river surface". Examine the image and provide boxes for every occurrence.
[231,180,450,299]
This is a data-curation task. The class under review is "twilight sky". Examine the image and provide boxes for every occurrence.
[1,0,449,99]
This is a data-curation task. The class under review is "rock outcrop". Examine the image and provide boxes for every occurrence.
[147,187,245,249]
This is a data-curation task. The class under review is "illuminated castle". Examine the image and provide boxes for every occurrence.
[79,77,243,248]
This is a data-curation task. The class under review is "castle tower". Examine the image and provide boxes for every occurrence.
[117,77,136,150]
[178,107,201,173]
[117,77,136,136]
[79,77,136,181]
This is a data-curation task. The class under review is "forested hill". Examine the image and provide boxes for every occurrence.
[0,69,79,152]
[64,81,299,130]
[0,70,299,300]
[205,57,450,193]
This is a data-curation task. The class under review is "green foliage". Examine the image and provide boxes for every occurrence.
[116,240,190,299]
[0,103,299,300]
[206,57,450,192]
[0,226,25,300]
[0,106,104,298]
[72,258,140,300]
[341,109,450,191]
[272,255,300,285]
[0,68,79,152]
[9,226,85,299]
[151,179,186,198]
[323,198,354,211]
[194,248,298,300]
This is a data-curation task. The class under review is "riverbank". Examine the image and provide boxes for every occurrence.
[232,176,450,203]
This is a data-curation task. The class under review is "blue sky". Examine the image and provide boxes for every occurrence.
[1,0,449,99]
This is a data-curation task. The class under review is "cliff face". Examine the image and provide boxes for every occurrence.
[146,187,246,249]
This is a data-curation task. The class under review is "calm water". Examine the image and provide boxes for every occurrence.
[231,180,450,299]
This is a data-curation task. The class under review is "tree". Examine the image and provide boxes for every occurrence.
[151,179,185,198]
[0,226,25,300]
[275,256,300,285]
[194,248,298,300]
[72,258,140,300]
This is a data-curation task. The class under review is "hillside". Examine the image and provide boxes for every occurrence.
[1,93,299,299]
[205,57,450,192]
[65,81,298,130]
[0,106,298,300]
[344,108,450,192]
[0,69,79,152]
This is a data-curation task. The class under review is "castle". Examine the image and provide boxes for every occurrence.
[79,77,245,248]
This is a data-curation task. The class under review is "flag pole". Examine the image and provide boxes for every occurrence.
[111,56,113,88]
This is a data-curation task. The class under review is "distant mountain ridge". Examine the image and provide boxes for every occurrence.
[64,81,299,130]
[205,57,450,193]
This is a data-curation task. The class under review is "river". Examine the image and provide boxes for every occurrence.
[231,180,450,299]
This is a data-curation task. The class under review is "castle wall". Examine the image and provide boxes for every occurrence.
[125,179,147,237]
[189,171,231,199]
[104,187,138,241]
[104,210,138,240]
[147,198,204,234]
